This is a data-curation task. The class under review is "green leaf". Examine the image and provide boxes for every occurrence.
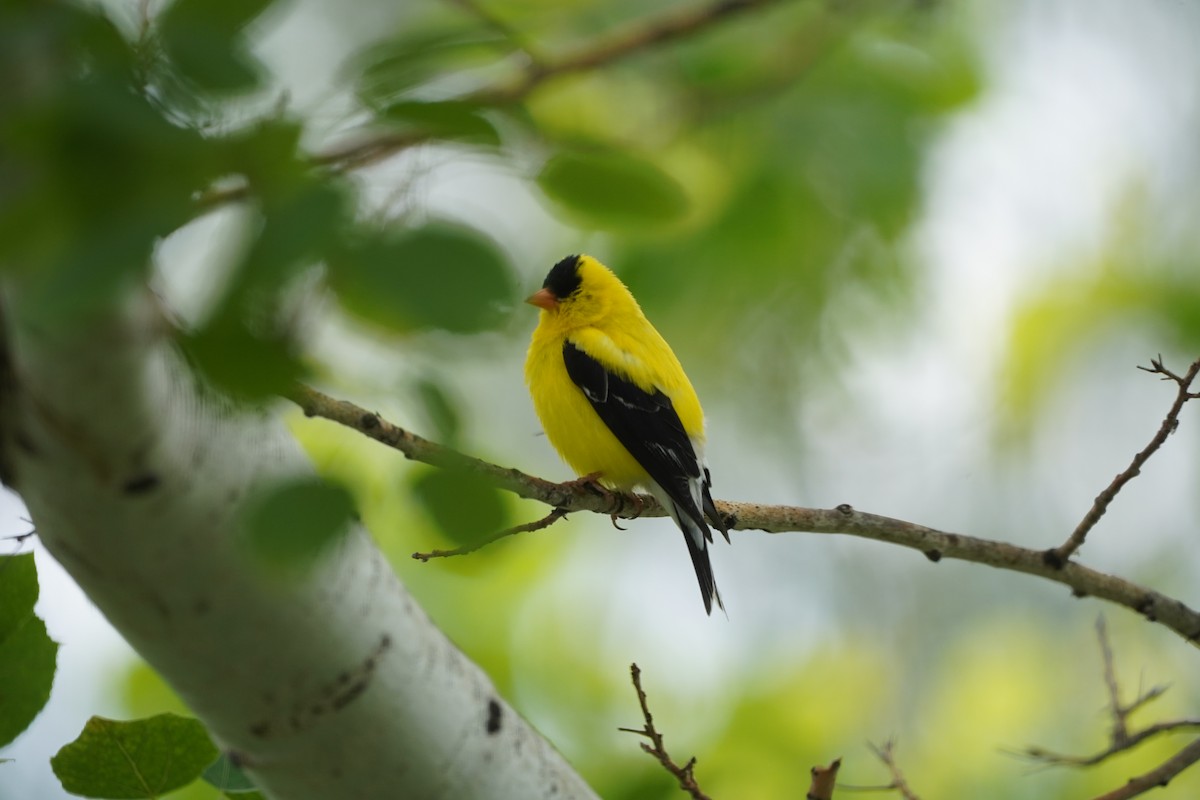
[351,24,509,109]
[51,714,218,799]
[159,0,274,93]
[240,476,356,572]
[329,222,514,334]
[537,148,689,230]
[180,315,307,402]
[411,468,507,547]
[415,377,462,445]
[202,753,257,793]
[0,553,38,643]
[0,554,58,748]
[379,100,500,147]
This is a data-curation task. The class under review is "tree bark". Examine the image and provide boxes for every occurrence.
[0,286,597,800]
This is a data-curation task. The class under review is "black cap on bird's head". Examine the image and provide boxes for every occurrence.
[526,254,582,310]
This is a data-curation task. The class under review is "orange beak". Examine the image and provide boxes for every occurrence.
[525,288,558,310]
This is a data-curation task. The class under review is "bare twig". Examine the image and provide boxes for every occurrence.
[619,663,712,800]
[1049,356,1200,566]
[412,507,568,561]
[1087,738,1200,800]
[1020,618,1200,769]
[807,758,841,800]
[866,740,921,800]
[288,384,1200,648]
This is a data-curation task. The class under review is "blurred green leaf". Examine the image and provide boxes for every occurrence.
[329,222,514,334]
[159,0,273,93]
[537,148,689,230]
[0,553,58,748]
[240,476,356,572]
[415,377,462,445]
[380,100,501,147]
[0,553,38,643]
[181,314,307,401]
[51,714,218,799]
[411,468,507,547]
[203,753,257,793]
[351,24,509,109]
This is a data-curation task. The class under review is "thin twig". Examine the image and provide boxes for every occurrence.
[866,740,921,800]
[412,507,568,561]
[1020,617,1200,769]
[1049,356,1200,566]
[1087,738,1200,800]
[288,383,1200,649]
[619,663,712,800]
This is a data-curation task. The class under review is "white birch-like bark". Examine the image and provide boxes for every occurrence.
[0,287,598,800]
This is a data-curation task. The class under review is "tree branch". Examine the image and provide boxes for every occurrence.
[412,507,569,561]
[194,0,791,208]
[618,663,712,800]
[1049,356,1200,565]
[289,384,1200,649]
[1020,617,1200,770]
[1087,738,1200,800]
[867,740,921,800]
[0,293,599,799]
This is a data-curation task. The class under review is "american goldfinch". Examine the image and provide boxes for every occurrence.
[525,254,729,614]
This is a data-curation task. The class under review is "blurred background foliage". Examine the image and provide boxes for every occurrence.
[3,0,1200,797]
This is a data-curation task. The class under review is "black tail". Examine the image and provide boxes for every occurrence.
[679,514,724,615]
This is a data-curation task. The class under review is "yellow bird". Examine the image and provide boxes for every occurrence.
[525,254,729,614]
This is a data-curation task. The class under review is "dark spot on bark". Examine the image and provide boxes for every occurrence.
[289,715,302,731]
[1137,596,1157,621]
[250,722,270,738]
[123,473,160,494]
[486,698,502,735]
[1041,549,1065,570]
[337,671,350,686]
[923,549,941,563]
[1071,587,1088,598]
[379,633,392,651]
[332,680,368,710]
[310,703,325,716]
[361,413,380,429]
[194,598,211,615]
[835,503,853,515]
[15,431,37,456]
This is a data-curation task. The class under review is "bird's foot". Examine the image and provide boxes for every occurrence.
[562,471,610,496]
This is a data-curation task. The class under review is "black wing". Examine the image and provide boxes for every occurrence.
[562,340,702,505]
[563,341,726,613]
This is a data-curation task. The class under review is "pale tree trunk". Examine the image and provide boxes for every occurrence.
[0,285,598,800]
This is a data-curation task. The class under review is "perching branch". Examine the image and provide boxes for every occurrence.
[1049,357,1200,566]
[618,663,713,800]
[288,383,1200,649]
[1020,617,1200,770]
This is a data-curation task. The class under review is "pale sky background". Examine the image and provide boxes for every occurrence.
[4,0,1200,796]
